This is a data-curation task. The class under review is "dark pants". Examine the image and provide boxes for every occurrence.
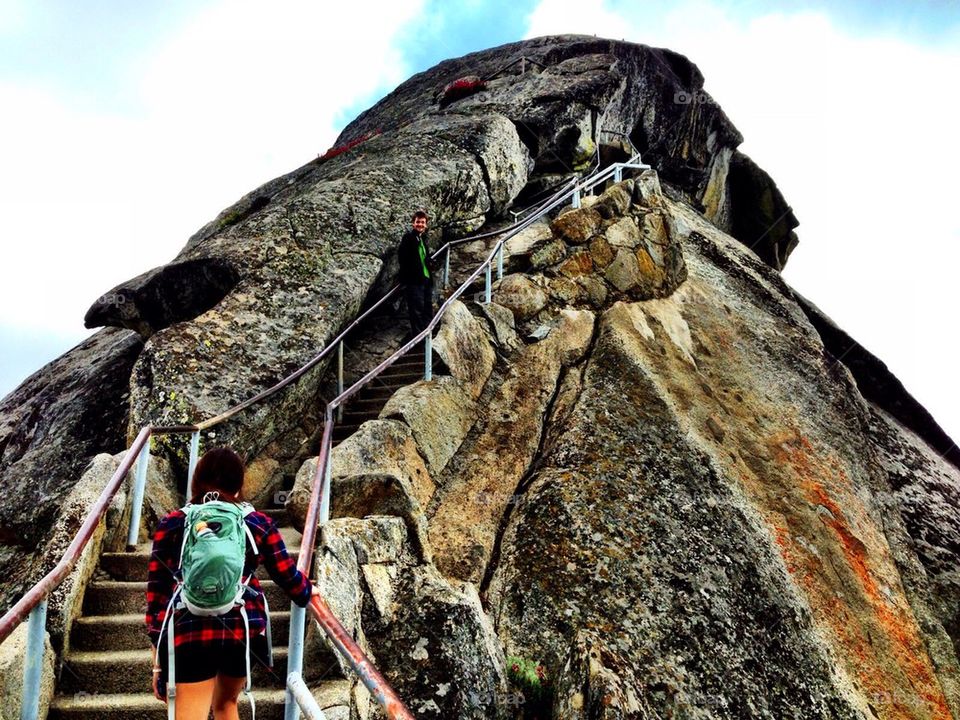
[405,282,433,336]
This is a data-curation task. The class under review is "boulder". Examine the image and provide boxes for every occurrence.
[633,168,664,208]
[285,420,435,560]
[477,302,522,354]
[432,300,496,399]
[242,455,282,509]
[503,221,553,259]
[588,235,615,268]
[494,274,548,320]
[362,564,510,719]
[550,207,602,245]
[315,517,509,719]
[0,622,55,720]
[557,250,594,279]
[604,216,641,248]
[331,420,434,509]
[380,377,477,478]
[604,248,641,293]
[726,150,799,269]
[529,239,568,270]
[593,181,632,219]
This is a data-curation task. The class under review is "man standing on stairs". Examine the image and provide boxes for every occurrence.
[397,209,434,338]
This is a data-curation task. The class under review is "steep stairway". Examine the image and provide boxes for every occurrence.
[48,508,349,719]
[47,347,441,719]
[331,345,438,446]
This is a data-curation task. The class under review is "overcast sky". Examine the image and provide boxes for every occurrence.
[1,0,958,443]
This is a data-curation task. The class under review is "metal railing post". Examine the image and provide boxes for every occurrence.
[20,600,46,720]
[125,440,151,549]
[614,164,622,182]
[336,341,344,422]
[443,246,450,290]
[496,243,504,281]
[287,672,328,719]
[286,429,332,720]
[186,430,200,501]
[484,263,492,304]
[284,606,307,720]
[572,187,581,208]
[424,333,433,382]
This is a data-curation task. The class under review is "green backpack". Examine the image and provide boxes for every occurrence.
[179,500,255,614]
[158,498,271,720]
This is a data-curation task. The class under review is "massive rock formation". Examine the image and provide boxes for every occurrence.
[2,34,958,720]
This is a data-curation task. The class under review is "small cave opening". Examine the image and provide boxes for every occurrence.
[628,122,650,159]
[510,119,540,160]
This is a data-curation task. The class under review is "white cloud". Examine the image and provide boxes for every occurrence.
[527,0,631,40]
[0,0,424,340]
[526,0,960,440]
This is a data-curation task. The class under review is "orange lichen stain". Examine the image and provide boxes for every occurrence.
[748,430,952,720]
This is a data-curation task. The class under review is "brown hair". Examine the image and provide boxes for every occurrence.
[411,210,428,222]
[190,447,245,504]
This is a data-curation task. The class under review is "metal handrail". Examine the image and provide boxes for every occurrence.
[306,595,414,719]
[195,178,581,433]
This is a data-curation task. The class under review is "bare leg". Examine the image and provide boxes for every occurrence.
[212,674,247,720]
[173,678,216,720]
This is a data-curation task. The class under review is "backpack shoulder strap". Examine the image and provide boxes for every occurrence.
[175,506,193,570]
[240,505,259,557]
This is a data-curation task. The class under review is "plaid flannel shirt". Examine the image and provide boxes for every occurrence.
[145,508,311,648]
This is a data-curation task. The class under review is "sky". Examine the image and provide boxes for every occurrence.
[1,0,958,443]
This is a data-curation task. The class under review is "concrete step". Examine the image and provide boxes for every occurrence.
[259,507,289,524]
[83,580,298,616]
[357,385,402,400]
[71,612,293,651]
[376,371,424,384]
[49,679,353,719]
[59,647,291,694]
[344,397,389,411]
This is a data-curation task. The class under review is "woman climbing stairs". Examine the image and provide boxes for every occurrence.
[47,508,351,719]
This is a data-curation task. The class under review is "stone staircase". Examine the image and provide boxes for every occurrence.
[48,510,350,719]
[47,336,441,718]
[331,346,435,446]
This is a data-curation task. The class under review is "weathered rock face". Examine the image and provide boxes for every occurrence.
[482,199,960,718]
[428,308,594,583]
[340,35,791,267]
[315,516,509,719]
[0,328,142,614]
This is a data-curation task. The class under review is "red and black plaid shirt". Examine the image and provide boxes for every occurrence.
[145,508,311,648]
